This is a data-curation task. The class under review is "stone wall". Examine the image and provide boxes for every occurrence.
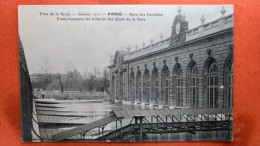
[109,28,233,109]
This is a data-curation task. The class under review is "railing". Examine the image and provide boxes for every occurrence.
[186,14,233,41]
[111,14,233,63]
[124,38,170,61]
[34,90,108,99]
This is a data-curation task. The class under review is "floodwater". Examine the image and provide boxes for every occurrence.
[46,99,232,142]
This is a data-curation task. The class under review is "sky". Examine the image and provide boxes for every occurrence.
[18,5,233,74]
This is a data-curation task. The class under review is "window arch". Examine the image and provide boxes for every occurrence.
[173,63,183,107]
[205,59,218,108]
[176,68,183,106]
[130,72,135,102]
[161,66,170,105]
[151,67,159,104]
[187,61,199,108]
[143,69,150,103]
[136,70,142,102]
[224,54,233,108]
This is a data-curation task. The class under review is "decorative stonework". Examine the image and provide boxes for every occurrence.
[177,6,182,15]
[108,7,234,112]
[153,62,156,67]
[163,59,166,65]
[200,15,205,24]
[127,46,131,52]
[150,38,154,44]
[160,33,163,40]
[175,57,179,63]
[207,49,212,57]
[229,44,233,53]
[221,6,226,17]
[170,6,189,46]
[189,53,194,60]
[142,41,145,47]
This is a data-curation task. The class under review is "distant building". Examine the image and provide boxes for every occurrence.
[30,73,46,83]
[30,73,65,90]
[30,69,83,91]
[108,7,233,109]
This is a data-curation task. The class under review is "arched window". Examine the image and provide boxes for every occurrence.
[161,66,170,105]
[136,70,142,102]
[152,68,159,104]
[207,63,218,108]
[227,63,233,108]
[119,71,124,100]
[189,63,199,108]
[176,68,183,106]
[224,55,233,108]
[111,74,115,99]
[130,72,135,101]
[173,63,183,107]
[143,69,150,103]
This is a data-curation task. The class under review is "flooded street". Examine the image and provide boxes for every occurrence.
[39,99,232,142]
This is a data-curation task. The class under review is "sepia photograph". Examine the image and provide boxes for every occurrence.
[18,5,233,142]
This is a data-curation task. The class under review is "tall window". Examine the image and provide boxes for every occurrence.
[161,66,170,105]
[152,68,159,104]
[227,63,233,108]
[119,71,124,100]
[224,55,233,108]
[176,68,183,106]
[130,72,135,101]
[143,70,150,103]
[190,65,199,108]
[207,63,218,108]
[136,71,142,102]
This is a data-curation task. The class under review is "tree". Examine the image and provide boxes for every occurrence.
[40,56,51,89]
[86,68,98,92]
[57,72,64,94]
[97,68,110,92]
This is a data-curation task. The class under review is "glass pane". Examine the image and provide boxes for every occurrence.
[215,88,218,108]
[210,77,213,86]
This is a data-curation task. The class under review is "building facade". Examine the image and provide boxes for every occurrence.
[108,7,233,109]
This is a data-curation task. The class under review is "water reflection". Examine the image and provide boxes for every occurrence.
[42,100,231,141]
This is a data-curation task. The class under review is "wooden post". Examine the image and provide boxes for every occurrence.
[102,126,105,136]
[120,119,123,139]
[139,117,144,141]
[98,127,100,138]
[82,133,86,139]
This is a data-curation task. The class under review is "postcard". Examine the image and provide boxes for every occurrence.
[18,5,233,142]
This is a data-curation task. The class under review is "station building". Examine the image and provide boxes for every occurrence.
[108,7,233,109]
